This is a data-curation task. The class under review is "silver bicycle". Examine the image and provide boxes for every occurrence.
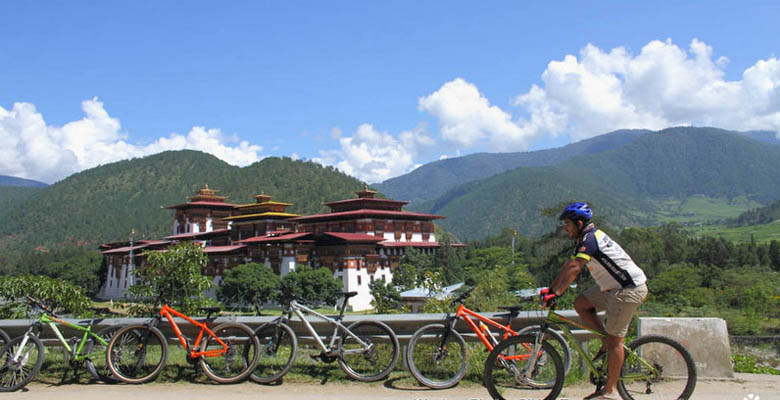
[248,288,400,384]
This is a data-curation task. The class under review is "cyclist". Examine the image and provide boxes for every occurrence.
[542,202,648,400]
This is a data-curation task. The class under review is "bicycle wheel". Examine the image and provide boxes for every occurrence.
[0,328,9,350]
[249,322,297,384]
[0,334,45,392]
[199,322,260,384]
[484,334,564,400]
[338,320,399,382]
[618,335,697,400]
[106,325,167,384]
[84,326,122,383]
[406,323,469,389]
[517,325,572,379]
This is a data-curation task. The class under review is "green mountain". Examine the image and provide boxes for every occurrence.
[0,175,48,188]
[414,127,780,239]
[375,129,649,203]
[0,151,367,251]
[728,199,780,227]
[0,186,43,215]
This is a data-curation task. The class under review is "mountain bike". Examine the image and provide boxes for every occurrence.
[105,303,260,384]
[249,287,400,384]
[483,297,697,400]
[406,286,571,389]
[0,296,120,392]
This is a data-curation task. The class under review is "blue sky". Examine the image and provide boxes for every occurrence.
[2,1,780,184]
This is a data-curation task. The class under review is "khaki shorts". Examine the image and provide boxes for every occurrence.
[583,283,648,337]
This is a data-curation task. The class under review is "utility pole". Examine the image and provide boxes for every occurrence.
[511,229,517,265]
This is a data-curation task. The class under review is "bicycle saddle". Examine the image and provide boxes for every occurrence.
[498,305,525,313]
[340,291,358,299]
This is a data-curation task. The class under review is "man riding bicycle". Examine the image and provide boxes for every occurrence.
[542,202,648,400]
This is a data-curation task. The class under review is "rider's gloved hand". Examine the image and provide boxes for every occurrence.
[539,288,559,308]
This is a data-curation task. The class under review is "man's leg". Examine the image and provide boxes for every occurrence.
[574,293,607,335]
[604,334,624,395]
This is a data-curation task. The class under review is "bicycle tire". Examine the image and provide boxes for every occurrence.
[0,334,45,392]
[249,322,297,384]
[0,328,10,352]
[617,334,697,400]
[84,326,122,383]
[516,325,572,379]
[338,320,399,382]
[199,322,260,384]
[406,323,469,389]
[483,334,565,400]
[106,325,168,384]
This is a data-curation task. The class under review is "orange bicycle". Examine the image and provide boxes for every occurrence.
[406,287,569,389]
[105,303,260,384]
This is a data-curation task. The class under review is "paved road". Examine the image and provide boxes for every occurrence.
[5,373,779,400]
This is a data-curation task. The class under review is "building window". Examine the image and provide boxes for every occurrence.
[357,276,362,285]
[370,275,374,283]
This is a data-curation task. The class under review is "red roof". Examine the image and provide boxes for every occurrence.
[289,208,445,222]
[240,232,311,243]
[324,198,408,206]
[164,201,237,209]
[379,241,441,248]
[203,245,246,253]
[324,232,384,242]
[164,229,230,240]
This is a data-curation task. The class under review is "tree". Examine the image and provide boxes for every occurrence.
[217,262,280,311]
[280,266,341,305]
[0,275,92,318]
[128,241,213,316]
[369,280,404,314]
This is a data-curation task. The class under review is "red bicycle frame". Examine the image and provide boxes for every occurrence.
[455,304,519,352]
[159,304,228,358]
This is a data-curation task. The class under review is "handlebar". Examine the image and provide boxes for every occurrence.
[25,295,58,317]
[450,286,475,306]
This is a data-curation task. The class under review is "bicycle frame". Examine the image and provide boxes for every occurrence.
[522,307,661,381]
[158,304,228,358]
[13,314,106,362]
[285,299,371,354]
[452,304,519,351]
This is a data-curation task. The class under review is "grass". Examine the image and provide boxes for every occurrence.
[688,220,780,243]
[651,195,762,224]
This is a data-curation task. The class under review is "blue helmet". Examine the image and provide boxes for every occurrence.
[559,202,592,222]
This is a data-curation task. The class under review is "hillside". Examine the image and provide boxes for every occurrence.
[0,151,367,251]
[0,175,48,188]
[414,127,780,239]
[0,186,42,215]
[375,129,648,203]
[728,199,780,227]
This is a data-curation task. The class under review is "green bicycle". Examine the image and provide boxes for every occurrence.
[484,298,697,400]
[0,297,119,392]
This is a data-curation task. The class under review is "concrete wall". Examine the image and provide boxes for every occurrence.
[639,317,734,378]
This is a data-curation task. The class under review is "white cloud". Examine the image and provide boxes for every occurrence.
[418,78,538,151]
[512,38,780,141]
[313,123,435,183]
[0,98,263,183]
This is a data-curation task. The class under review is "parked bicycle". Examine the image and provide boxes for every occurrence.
[105,302,260,384]
[483,296,697,400]
[249,286,400,384]
[0,328,9,351]
[406,286,571,389]
[0,296,120,392]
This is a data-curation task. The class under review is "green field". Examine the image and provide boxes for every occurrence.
[689,220,780,243]
[651,195,763,224]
